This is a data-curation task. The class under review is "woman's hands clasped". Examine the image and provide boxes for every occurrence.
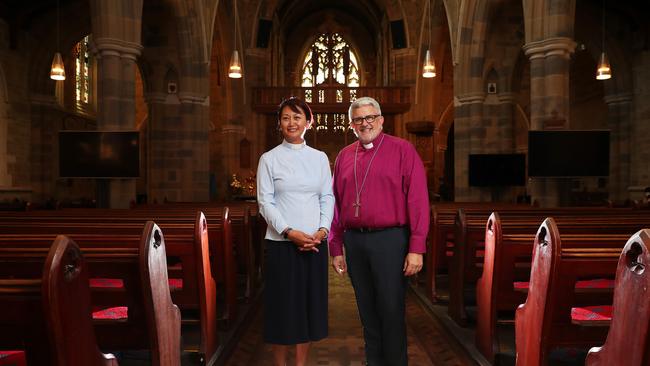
[286,229,325,252]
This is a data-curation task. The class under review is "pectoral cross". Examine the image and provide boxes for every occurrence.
[353,200,360,217]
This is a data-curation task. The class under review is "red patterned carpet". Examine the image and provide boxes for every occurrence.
[225,268,476,365]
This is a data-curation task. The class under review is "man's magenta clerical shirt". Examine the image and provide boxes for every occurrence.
[329,132,430,257]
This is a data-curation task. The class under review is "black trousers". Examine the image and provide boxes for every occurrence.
[344,227,409,366]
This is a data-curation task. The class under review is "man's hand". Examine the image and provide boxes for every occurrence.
[403,253,423,276]
[286,230,320,252]
[332,255,347,276]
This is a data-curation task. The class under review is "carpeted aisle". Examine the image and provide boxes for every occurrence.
[225,267,476,365]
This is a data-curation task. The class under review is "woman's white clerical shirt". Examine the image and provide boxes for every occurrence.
[257,140,334,242]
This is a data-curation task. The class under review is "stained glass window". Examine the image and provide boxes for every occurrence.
[301,33,360,88]
[73,35,93,108]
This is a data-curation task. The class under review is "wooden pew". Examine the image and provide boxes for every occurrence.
[514,218,626,366]
[137,202,263,301]
[0,206,238,332]
[449,208,649,325]
[0,222,181,366]
[585,229,650,366]
[427,203,526,301]
[0,203,258,330]
[475,212,631,363]
[0,235,118,366]
[43,236,120,366]
[0,212,217,364]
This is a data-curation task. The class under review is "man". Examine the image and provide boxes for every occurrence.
[329,97,430,365]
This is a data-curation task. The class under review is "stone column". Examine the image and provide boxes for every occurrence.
[222,124,246,173]
[89,0,143,208]
[630,51,650,188]
[455,93,485,201]
[496,92,516,151]
[0,100,9,187]
[178,93,210,202]
[523,37,576,207]
[221,124,246,197]
[405,121,435,198]
[604,93,632,202]
[92,40,142,208]
[29,94,61,202]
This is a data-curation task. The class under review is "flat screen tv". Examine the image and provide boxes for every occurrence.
[468,153,526,187]
[59,131,140,178]
[528,130,609,177]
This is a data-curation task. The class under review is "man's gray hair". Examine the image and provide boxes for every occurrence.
[348,97,382,120]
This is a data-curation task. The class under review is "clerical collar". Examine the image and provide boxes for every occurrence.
[282,140,306,150]
[361,133,384,150]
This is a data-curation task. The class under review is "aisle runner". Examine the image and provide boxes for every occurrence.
[226,267,476,366]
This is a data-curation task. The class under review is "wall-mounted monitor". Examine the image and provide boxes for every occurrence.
[468,153,526,187]
[528,130,609,177]
[59,131,140,178]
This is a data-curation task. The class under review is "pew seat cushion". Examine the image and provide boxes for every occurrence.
[90,278,124,288]
[168,278,183,291]
[90,278,183,290]
[0,351,26,366]
[92,306,128,320]
[514,279,615,291]
[571,305,612,324]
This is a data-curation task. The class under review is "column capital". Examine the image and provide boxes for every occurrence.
[455,92,485,105]
[93,37,143,60]
[144,92,168,104]
[221,124,246,135]
[604,93,633,105]
[497,92,517,103]
[523,37,576,60]
[178,92,209,105]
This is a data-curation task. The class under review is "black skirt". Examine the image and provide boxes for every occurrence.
[263,239,328,345]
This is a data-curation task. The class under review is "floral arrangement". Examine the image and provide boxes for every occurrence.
[230,171,256,196]
[230,174,243,194]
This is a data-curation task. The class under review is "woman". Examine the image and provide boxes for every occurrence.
[256,97,334,366]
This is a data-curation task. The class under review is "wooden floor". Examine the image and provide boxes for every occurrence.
[225,268,477,365]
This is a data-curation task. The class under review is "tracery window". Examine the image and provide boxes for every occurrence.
[300,33,360,88]
[300,33,360,133]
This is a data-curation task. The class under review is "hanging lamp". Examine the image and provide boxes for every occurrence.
[228,0,243,79]
[596,0,611,80]
[422,0,436,78]
[50,0,66,80]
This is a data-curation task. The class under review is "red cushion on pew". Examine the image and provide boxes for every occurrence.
[90,278,124,288]
[0,351,26,366]
[90,278,183,291]
[573,278,615,289]
[168,278,183,291]
[92,306,128,320]
[571,305,612,322]
[514,279,615,290]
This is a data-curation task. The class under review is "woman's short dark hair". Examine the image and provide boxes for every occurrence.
[277,96,313,123]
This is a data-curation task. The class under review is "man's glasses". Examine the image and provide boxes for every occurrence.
[350,114,381,125]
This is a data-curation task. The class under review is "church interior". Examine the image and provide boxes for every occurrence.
[0,0,649,365]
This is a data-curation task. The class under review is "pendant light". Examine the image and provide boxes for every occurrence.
[422,0,436,78]
[596,0,611,80]
[50,0,66,80]
[228,0,243,79]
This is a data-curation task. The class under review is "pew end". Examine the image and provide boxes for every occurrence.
[586,229,650,366]
[515,218,560,366]
[42,235,119,366]
[139,221,182,366]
